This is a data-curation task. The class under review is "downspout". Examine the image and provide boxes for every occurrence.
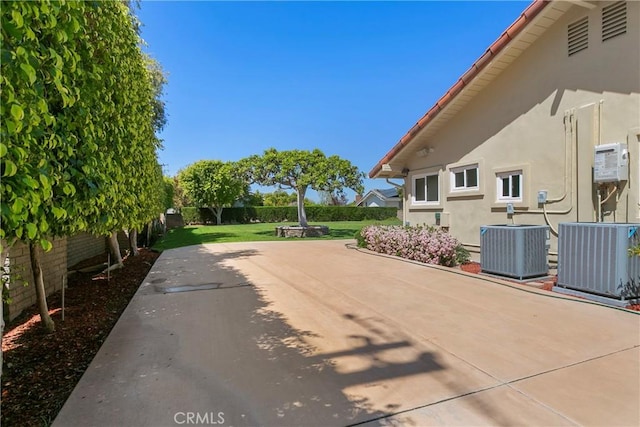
[512,111,577,235]
[465,111,578,255]
[386,178,406,225]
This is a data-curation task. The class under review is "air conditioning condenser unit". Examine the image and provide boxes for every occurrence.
[556,222,640,303]
[480,225,549,280]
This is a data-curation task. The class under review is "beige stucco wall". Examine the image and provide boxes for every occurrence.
[402,1,640,254]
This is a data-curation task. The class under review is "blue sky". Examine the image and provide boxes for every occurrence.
[137,0,529,201]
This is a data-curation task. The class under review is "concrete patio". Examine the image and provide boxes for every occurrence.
[53,240,640,426]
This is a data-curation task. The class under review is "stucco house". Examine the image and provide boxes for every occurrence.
[356,188,402,208]
[370,0,639,260]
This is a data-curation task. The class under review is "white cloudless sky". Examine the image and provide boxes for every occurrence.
[138,0,529,201]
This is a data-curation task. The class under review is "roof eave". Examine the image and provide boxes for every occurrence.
[369,0,551,179]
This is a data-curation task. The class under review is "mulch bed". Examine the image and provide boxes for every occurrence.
[459,261,481,274]
[1,248,160,427]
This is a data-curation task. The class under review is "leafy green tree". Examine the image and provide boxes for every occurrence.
[163,176,175,211]
[171,175,190,211]
[71,3,165,263]
[242,148,364,226]
[2,0,100,331]
[318,190,349,206]
[145,56,168,133]
[262,190,316,207]
[178,160,246,225]
[120,57,168,256]
[263,190,297,207]
[237,188,264,207]
[1,0,165,330]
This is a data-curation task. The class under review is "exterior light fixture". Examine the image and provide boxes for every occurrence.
[416,147,435,157]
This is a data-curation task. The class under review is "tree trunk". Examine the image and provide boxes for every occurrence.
[297,186,308,227]
[29,242,55,332]
[209,207,223,225]
[159,213,167,236]
[146,221,153,247]
[107,231,124,270]
[1,246,7,378]
[128,229,139,256]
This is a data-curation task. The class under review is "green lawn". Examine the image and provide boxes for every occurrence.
[153,219,401,251]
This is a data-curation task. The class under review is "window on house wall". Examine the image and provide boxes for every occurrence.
[450,164,478,192]
[602,1,626,42]
[413,173,439,204]
[496,170,523,202]
[568,16,588,56]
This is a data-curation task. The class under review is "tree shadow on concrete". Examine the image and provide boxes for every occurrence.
[336,312,521,427]
[61,245,517,427]
[139,246,445,426]
[166,246,518,426]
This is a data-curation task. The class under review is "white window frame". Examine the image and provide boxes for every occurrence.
[450,163,479,192]
[411,172,440,205]
[496,170,523,202]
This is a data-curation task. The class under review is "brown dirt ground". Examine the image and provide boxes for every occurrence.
[1,248,159,427]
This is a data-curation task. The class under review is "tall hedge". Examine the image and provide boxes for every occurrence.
[1,0,164,248]
[180,206,398,224]
[1,0,165,331]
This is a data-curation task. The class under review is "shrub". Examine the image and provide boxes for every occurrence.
[359,225,463,267]
[221,207,258,224]
[355,228,367,248]
[455,245,471,265]
[180,207,200,224]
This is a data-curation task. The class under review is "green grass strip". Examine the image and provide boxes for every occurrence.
[153,219,401,250]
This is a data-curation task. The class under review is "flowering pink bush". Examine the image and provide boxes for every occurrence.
[359,225,462,267]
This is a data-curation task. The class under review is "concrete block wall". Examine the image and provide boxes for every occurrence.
[67,232,106,268]
[3,227,143,322]
[4,238,67,321]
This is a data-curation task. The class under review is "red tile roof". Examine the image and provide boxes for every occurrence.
[369,0,550,178]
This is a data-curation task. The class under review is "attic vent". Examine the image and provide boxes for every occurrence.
[568,17,589,56]
[602,2,626,42]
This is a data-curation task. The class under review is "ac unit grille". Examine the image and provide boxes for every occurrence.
[568,16,588,56]
[480,225,549,280]
[602,2,627,42]
[557,223,640,300]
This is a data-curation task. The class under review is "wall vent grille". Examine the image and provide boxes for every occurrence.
[480,225,549,280]
[557,223,640,300]
[568,16,589,56]
[602,2,627,42]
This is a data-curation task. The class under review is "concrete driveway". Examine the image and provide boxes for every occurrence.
[54,240,640,426]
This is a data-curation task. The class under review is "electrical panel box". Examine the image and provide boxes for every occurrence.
[506,203,515,214]
[537,190,548,204]
[594,143,628,183]
[435,212,450,227]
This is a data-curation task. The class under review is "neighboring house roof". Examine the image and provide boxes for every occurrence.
[356,188,400,206]
[370,0,567,178]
